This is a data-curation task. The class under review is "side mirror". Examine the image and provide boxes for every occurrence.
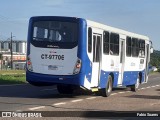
[149,40,153,53]
[150,47,153,53]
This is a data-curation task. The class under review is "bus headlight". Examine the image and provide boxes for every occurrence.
[73,58,81,74]
[27,55,33,71]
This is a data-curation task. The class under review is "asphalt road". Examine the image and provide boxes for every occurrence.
[0,73,160,119]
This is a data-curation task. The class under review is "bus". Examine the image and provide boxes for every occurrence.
[26,16,153,97]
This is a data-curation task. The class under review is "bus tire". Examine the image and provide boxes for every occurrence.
[57,84,74,94]
[130,76,140,92]
[101,75,113,97]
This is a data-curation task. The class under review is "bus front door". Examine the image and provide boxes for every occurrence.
[91,34,102,87]
[144,44,149,82]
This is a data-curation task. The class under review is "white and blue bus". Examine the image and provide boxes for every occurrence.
[26,16,153,97]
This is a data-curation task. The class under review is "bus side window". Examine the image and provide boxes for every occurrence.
[132,38,139,57]
[139,39,145,57]
[126,36,131,57]
[110,33,119,55]
[103,31,109,54]
[88,27,92,53]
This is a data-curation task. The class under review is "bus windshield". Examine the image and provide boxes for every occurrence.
[32,21,77,43]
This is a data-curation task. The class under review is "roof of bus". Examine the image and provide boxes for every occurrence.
[30,16,80,22]
[30,16,149,41]
[86,19,149,41]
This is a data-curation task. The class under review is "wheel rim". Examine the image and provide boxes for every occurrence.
[107,78,112,93]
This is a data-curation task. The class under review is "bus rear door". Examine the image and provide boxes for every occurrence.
[91,33,102,88]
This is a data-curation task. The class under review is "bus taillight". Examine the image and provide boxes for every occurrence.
[27,55,33,71]
[73,58,81,74]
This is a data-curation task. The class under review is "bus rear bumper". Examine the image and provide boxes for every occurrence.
[26,71,84,86]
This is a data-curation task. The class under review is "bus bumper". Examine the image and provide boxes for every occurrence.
[26,71,84,86]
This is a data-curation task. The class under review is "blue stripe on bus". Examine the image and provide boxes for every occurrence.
[26,69,145,88]
[98,70,145,88]
[26,70,85,86]
[99,70,119,88]
[122,70,145,86]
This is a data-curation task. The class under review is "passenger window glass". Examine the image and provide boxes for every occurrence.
[126,36,131,57]
[103,31,109,54]
[110,33,119,55]
[139,40,145,57]
[132,38,139,57]
[88,27,92,53]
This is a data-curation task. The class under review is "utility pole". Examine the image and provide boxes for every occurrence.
[11,32,13,70]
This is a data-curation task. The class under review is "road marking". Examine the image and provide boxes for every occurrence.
[138,84,160,90]
[138,87,146,90]
[112,91,132,95]
[146,86,151,89]
[71,99,83,103]
[117,91,126,94]
[152,77,160,80]
[111,93,117,96]
[151,102,160,106]
[38,84,160,107]
[86,97,97,100]
[53,102,66,106]
[15,110,23,112]
[125,91,132,93]
[29,106,45,111]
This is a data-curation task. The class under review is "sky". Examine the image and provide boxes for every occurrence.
[0,0,160,50]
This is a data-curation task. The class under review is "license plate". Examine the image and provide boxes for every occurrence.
[48,65,58,70]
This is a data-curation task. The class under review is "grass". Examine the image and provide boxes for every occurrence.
[0,70,26,85]
[0,70,25,74]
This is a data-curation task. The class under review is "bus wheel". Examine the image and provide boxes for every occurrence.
[130,76,140,92]
[101,75,113,97]
[57,84,74,94]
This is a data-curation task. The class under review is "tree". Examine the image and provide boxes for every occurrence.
[150,50,160,67]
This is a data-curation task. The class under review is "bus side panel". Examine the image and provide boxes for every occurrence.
[77,19,93,87]
[27,18,33,55]
[123,56,146,85]
[122,69,145,86]
[99,70,110,88]
[122,71,139,85]
[141,70,145,83]
[99,70,119,88]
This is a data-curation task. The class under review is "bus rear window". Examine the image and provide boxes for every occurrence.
[32,21,77,43]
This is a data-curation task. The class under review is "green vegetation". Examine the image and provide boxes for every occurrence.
[0,70,25,74]
[150,50,160,67]
[0,70,25,75]
[0,70,26,85]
